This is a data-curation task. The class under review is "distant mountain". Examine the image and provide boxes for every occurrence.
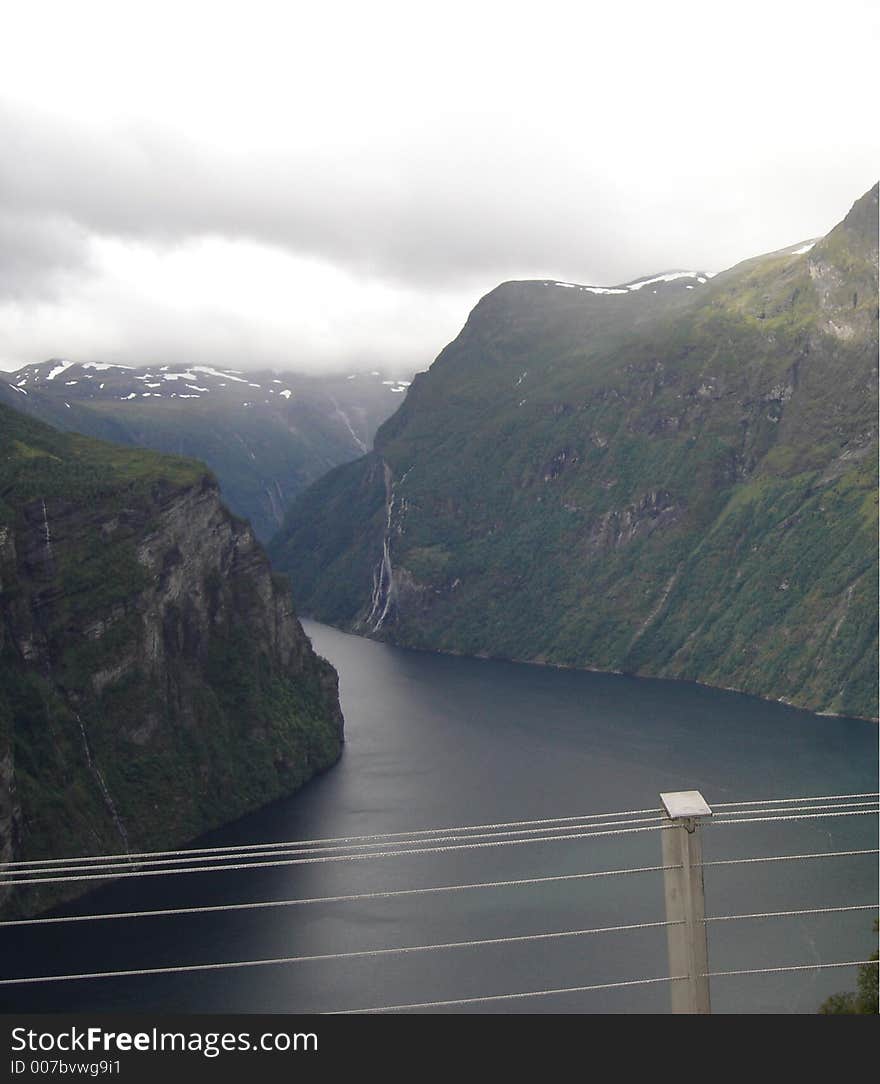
[270,184,878,719]
[0,362,411,541]
[0,401,343,917]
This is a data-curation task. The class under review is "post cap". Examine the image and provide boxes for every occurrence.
[660,790,713,820]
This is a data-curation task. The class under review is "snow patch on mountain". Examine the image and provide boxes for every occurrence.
[548,281,628,295]
[45,360,77,381]
[545,271,710,297]
[625,271,705,291]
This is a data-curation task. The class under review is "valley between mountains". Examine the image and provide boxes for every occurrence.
[1,363,411,542]
[0,183,876,922]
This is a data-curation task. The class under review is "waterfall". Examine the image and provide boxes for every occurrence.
[76,713,130,852]
[40,499,52,561]
[365,463,396,631]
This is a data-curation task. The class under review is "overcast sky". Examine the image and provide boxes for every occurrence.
[0,0,877,375]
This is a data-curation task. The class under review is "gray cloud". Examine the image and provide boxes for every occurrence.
[0,106,624,290]
[0,0,877,373]
[3,101,875,304]
[0,209,90,299]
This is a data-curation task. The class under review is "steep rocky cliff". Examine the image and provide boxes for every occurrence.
[271,184,878,719]
[0,403,343,916]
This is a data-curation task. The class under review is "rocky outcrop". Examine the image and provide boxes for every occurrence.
[0,410,343,916]
[585,490,683,552]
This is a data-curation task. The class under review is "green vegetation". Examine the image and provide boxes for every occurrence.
[272,453,387,621]
[820,922,879,1013]
[1,403,342,917]
[71,398,357,542]
[1,370,402,541]
[272,184,879,718]
[0,403,206,522]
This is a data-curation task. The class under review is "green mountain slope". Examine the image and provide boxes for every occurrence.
[0,403,343,916]
[271,184,878,719]
[0,364,411,541]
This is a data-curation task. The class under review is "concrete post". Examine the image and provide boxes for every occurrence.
[660,790,712,1014]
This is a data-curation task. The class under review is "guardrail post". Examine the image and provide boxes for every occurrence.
[660,790,713,1013]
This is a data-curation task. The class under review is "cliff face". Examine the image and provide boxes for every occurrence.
[271,184,878,720]
[0,404,343,916]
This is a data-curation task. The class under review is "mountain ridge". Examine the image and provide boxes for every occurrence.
[0,361,412,541]
[270,183,879,720]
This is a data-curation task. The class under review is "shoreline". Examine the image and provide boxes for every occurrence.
[300,615,879,725]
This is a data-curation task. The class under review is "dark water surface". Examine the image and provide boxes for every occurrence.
[2,621,877,1014]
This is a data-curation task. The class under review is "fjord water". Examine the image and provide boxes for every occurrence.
[3,621,876,1014]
